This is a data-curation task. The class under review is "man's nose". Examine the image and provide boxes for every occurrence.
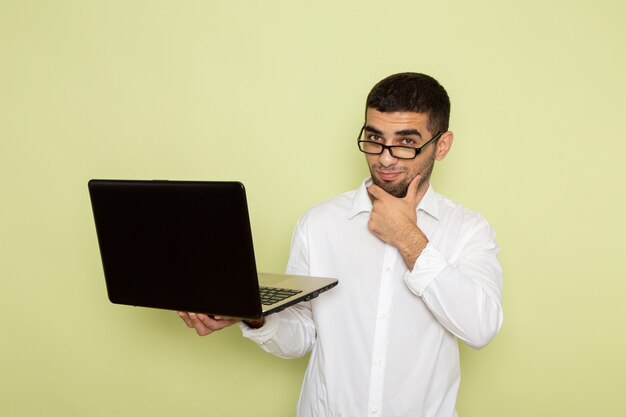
[378,147,397,167]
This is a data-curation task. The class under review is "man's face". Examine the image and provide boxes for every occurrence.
[363,108,439,198]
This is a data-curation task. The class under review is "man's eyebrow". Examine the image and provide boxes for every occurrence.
[395,128,422,137]
[364,125,423,137]
[364,125,383,135]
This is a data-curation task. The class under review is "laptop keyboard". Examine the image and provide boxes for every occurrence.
[259,286,302,306]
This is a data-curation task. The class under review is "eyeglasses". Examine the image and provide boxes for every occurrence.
[357,125,443,160]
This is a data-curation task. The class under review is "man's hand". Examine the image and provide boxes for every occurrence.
[177,312,240,336]
[367,175,428,270]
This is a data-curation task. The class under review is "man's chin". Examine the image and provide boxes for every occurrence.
[373,177,409,198]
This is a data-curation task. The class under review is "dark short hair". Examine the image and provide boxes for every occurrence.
[366,72,451,134]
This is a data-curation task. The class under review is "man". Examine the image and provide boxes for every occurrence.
[179,72,503,417]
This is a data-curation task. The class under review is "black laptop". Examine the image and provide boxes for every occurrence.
[88,179,337,319]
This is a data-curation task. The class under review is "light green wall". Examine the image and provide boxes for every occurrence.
[1,0,625,416]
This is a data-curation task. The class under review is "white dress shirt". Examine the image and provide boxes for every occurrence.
[241,179,503,417]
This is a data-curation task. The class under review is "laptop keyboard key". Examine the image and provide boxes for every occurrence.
[259,286,302,306]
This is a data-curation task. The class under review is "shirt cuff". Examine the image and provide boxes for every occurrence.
[239,313,280,344]
[404,242,449,296]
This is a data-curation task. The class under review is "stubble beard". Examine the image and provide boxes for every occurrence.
[369,159,435,198]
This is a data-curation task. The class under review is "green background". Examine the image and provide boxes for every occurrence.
[1,0,625,416]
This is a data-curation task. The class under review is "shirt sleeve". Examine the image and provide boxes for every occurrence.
[404,216,503,349]
[240,215,317,358]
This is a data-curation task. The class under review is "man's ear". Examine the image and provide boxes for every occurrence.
[435,131,454,161]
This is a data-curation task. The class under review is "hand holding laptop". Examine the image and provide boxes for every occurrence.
[177,312,239,336]
[177,312,266,336]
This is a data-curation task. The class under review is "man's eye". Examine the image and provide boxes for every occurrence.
[367,135,383,142]
[401,138,416,146]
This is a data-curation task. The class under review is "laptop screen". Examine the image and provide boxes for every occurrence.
[89,180,263,317]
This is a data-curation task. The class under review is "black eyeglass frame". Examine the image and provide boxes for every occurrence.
[357,125,443,160]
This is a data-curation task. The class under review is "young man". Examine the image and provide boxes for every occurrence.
[179,72,503,417]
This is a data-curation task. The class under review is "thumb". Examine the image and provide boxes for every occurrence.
[405,174,422,202]
[367,183,388,200]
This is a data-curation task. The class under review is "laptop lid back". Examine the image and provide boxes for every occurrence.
[88,180,263,318]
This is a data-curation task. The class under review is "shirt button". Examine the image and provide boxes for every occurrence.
[378,313,387,320]
[371,409,378,415]
[385,267,392,273]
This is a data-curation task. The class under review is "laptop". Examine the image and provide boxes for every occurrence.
[88,179,338,319]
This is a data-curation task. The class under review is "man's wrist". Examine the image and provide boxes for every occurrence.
[399,227,428,271]
[243,317,266,329]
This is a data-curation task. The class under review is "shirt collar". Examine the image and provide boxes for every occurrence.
[348,177,441,221]
[417,184,440,221]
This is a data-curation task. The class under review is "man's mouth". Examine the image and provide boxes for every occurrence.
[375,170,403,181]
